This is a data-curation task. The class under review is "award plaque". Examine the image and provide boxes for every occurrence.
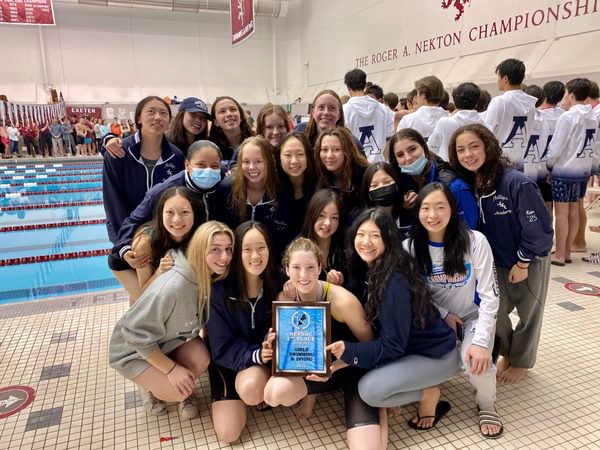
[272,301,331,376]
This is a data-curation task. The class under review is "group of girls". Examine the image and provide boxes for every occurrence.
[105,90,553,447]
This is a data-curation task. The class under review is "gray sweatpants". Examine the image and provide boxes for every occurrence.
[460,316,496,410]
[496,255,550,369]
[358,349,460,408]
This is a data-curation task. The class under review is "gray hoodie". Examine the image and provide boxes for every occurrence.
[108,250,202,380]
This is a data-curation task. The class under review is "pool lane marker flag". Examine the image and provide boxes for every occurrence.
[231,0,255,46]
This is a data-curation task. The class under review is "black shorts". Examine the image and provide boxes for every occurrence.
[537,180,552,203]
[208,363,240,402]
[107,252,132,271]
[306,366,379,429]
[76,135,85,145]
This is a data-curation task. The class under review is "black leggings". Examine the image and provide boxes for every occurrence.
[306,366,379,429]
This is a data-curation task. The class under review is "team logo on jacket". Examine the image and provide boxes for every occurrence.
[358,125,382,156]
[492,194,512,216]
[427,263,471,288]
[577,129,596,158]
[164,162,177,178]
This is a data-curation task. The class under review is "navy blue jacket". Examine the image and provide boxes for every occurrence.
[219,176,294,258]
[342,271,456,369]
[401,157,478,229]
[206,280,273,372]
[113,170,227,258]
[478,167,553,268]
[102,132,184,244]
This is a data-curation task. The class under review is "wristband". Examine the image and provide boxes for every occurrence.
[516,262,529,269]
[165,363,177,375]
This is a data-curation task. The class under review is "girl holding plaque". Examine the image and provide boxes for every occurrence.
[328,208,460,431]
[206,221,281,444]
[108,221,234,420]
[407,182,503,438]
[264,238,387,450]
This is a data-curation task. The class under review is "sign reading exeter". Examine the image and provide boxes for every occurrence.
[564,282,600,296]
[0,386,35,419]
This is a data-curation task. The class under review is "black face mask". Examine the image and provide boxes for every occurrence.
[368,184,398,207]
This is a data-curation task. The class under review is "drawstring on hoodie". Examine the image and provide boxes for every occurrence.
[477,190,496,225]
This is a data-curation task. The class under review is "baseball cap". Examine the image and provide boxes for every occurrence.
[179,97,212,119]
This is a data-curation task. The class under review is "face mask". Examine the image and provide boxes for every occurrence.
[400,152,428,176]
[368,184,398,207]
[191,168,221,190]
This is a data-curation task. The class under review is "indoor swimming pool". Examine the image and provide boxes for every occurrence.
[0,159,119,304]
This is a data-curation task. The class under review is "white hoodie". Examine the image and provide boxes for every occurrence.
[485,90,537,170]
[343,96,394,163]
[546,104,600,181]
[396,105,447,139]
[523,109,550,182]
[428,110,488,161]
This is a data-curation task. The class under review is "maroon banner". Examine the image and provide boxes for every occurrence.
[230,0,255,46]
[0,0,55,25]
[66,106,102,120]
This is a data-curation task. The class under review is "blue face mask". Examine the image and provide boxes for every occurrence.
[399,152,428,175]
[191,168,221,190]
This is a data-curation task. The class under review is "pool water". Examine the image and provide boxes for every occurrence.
[0,160,120,304]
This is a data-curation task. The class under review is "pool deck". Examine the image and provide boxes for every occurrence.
[0,157,600,449]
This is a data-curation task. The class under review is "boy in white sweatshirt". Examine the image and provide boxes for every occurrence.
[546,78,600,266]
[485,58,537,171]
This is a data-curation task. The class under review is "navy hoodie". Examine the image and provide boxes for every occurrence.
[219,176,294,258]
[477,167,553,268]
[102,132,184,244]
[113,170,228,258]
[341,271,456,369]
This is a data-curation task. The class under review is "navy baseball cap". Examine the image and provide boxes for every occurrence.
[179,97,212,119]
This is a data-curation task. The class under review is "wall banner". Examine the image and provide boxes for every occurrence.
[230,0,255,46]
[0,0,55,26]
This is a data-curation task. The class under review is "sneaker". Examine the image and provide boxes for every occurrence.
[138,386,167,416]
[178,396,199,420]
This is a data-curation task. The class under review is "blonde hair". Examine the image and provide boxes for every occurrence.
[282,237,323,268]
[186,221,234,321]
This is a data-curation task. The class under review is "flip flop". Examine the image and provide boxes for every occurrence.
[479,409,504,439]
[407,400,451,431]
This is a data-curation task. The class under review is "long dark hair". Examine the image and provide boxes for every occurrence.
[208,96,254,159]
[148,186,206,268]
[314,126,368,191]
[387,128,433,189]
[448,123,511,195]
[275,131,316,199]
[301,189,344,269]
[360,161,404,215]
[167,111,209,155]
[348,208,435,327]
[226,221,279,307]
[134,96,172,132]
[410,183,469,276]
